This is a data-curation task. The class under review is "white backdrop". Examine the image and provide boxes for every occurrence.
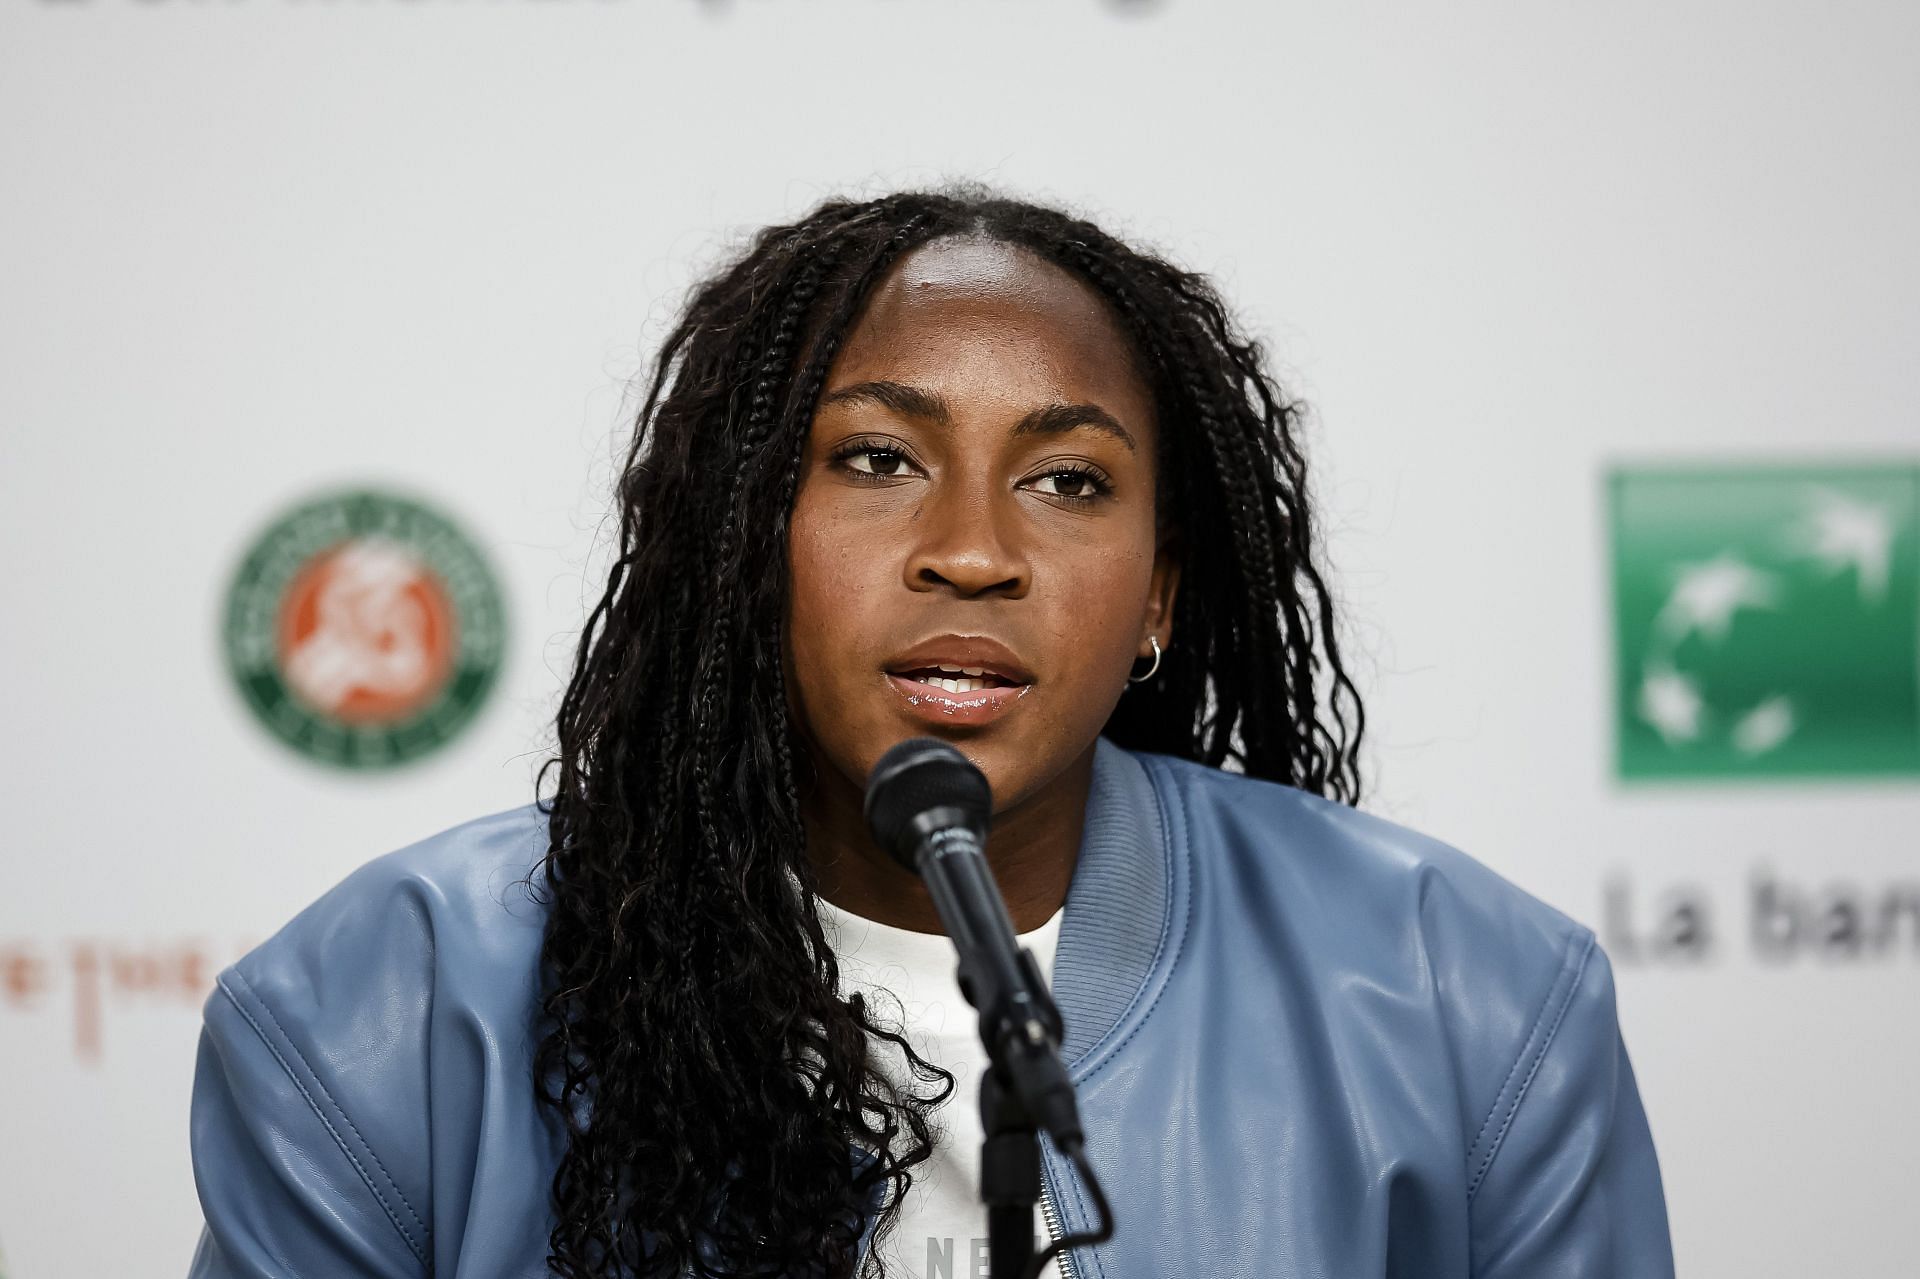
[3,1,1917,1275]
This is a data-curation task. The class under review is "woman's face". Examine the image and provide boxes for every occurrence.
[785,234,1179,819]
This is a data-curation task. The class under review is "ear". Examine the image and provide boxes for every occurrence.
[1143,531,1182,653]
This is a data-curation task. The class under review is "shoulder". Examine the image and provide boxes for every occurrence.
[1133,750,1618,1158]
[1135,748,1591,973]
[226,799,554,1022]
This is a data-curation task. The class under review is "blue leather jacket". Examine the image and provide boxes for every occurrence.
[188,737,1674,1277]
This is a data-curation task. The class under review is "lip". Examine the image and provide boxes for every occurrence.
[883,634,1036,728]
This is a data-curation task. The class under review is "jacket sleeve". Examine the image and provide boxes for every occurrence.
[186,966,430,1278]
[1466,930,1675,1278]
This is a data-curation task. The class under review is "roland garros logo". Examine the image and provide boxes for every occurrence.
[222,489,506,768]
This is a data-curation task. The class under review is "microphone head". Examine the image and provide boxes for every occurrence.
[863,737,993,872]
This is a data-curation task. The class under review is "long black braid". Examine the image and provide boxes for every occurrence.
[525,186,1366,1279]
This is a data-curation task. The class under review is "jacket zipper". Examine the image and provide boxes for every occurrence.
[1036,1176,1079,1279]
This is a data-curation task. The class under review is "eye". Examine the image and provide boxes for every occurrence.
[849,449,910,477]
[828,438,918,481]
[1024,465,1113,507]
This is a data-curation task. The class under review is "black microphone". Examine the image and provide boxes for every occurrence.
[862,737,1085,1151]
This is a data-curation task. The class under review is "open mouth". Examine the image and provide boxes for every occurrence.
[883,662,1034,725]
[889,665,1025,694]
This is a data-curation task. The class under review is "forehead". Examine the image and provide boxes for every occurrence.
[829,235,1152,416]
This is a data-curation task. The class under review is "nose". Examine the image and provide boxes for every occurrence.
[903,474,1030,599]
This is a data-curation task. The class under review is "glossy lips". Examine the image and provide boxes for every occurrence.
[883,636,1035,727]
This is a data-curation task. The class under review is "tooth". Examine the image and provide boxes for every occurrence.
[962,667,984,676]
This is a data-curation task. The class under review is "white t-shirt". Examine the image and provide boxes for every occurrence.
[817,895,1066,1279]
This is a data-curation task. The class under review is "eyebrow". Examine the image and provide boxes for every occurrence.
[819,379,1137,453]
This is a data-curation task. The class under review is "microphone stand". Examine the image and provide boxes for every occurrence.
[980,1066,1042,1279]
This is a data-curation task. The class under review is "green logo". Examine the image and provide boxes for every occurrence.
[222,488,507,769]
[1608,463,1919,779]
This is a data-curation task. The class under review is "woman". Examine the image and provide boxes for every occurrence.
[187,187,1674,1278]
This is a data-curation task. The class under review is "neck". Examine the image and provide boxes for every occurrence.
[801,740,1096,935]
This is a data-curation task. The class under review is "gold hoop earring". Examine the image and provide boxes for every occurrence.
[1127,636,1163,684]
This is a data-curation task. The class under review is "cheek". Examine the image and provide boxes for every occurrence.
[785,492,878,683]
[1038,540,1156,677]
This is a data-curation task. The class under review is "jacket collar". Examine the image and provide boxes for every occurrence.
[1051,736,1181,1074]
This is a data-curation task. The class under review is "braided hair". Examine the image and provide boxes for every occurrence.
[526,186,1366,1278]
